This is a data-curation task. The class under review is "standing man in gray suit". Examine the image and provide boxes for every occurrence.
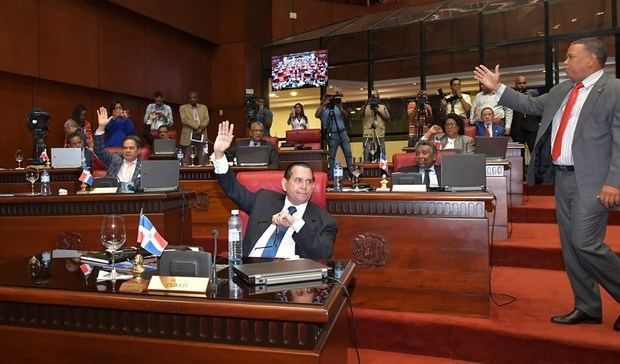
[474,37,620,332]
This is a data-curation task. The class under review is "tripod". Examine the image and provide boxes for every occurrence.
[324,105,352,179]
[363,108,381,163]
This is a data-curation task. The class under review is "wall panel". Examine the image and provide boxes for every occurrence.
[212,43,246,110]
[38,0,99,88]
[181,42,213,107]
[144,28,184,104]
[0,73,34,160]
[0,0,39,77]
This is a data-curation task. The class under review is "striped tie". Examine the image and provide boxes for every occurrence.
[261,206,297,258]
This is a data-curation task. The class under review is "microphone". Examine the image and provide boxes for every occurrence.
[210,229,219,287]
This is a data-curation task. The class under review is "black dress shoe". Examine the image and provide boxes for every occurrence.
[550,309,602,325]
[614,315,620,331]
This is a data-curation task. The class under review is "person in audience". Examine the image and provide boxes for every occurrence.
[104,101,135,147]
[144,91,174,132]
[64,104,93,146]
[94,107,143,188]
[212,120,337,259]
[510,75,541,154]
[63,119,87,147]
[474,37,620,331]
[470,82,513,135]
[287,103,309,130]
[439,78,471,119]
[362,90,391,162]
[179,91,209,165]
[157,125,171,140]
[406,93,434,147]
[255,96,273,136]
[67,132,94,170]
[474,107,505,137]
[227,121,278,169]
[315,94,353,178]
[418,113,474,153]
[397,140,440,188]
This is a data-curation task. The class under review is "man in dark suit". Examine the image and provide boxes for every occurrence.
[474,107,505,137]
[398,140,441,188]
[510,75,541,155]
[227,121,279,169]
[94,107,143,189]
[213,121,336,259]
[475,37,620,331]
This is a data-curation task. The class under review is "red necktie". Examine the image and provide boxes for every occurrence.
[552,82,584,161]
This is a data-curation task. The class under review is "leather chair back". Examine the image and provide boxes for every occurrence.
[237,137,279,149]
[149,130,178,140]
[105,146,151,160]
[392,152,418,172]
[286,128,322,150]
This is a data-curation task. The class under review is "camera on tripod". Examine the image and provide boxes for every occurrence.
[324,92,343,109]
[368,94,379,110]
[244,93,258,124]
[438,88,459,103]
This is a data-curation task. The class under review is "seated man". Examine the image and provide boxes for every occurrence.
[474,107,505,137]
[157,125,171,140]
[94,107,143,189]
[397,140,441,188]
[63,119,87,147]
[67,132,94,169]
[227,121,279,169]
[213,121,336,259]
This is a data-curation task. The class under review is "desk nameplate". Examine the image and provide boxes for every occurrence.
[328,199,487,218]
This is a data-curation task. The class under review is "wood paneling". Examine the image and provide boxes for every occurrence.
[38,0,99,88]
[144,28,184,104]
[272,0,295,41]
[181,42,213,106]
[212,43,247,109]
[294,0,335,35]
[0,0,38,77]
[0,73,33,158]
[98,6,146,97]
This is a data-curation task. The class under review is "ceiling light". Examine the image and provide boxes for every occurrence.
[268,93,278,98]
[596,11,604,16]
[570,18,577,23]
[290,91,298,97]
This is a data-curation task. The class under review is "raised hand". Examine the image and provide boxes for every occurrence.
[473,65,501,92]
[96,107,110,130]
[213,121,235,159]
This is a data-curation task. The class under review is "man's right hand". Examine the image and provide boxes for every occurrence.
[213,121,234,159]
[429,125,442,134]
[96,107,110,130]
[473,65,502,92]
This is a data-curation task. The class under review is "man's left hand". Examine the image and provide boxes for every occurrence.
[272,211,295,227]
[598,185,620,209]
[504,127,511,136]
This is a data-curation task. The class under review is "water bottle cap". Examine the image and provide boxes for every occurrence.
[231,209,239,215]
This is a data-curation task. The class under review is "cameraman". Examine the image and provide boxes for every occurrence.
[439,77,471,119]
[315,94,353,178]
[255,96,273,137]
[362,90,391,163]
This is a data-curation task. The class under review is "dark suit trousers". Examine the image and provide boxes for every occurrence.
[554,167,620,317]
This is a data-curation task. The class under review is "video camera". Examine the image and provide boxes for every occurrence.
[368,94,379,110]
[26,107,51,162]
[324,92,343,109]
[244,93,258,125]
[438,88,459,104]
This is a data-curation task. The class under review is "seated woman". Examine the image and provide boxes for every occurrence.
[64,104,93,146]
[104,101,135,147]
[416,113,474,153]
[287,103,309,130]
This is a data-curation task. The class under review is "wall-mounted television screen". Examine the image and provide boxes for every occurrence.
[271,50,328,91]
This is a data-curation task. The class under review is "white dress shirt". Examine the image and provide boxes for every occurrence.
[118,160,137,182]
[422,165,439,188]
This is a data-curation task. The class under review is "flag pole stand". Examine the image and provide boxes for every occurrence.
[76,182,90,194]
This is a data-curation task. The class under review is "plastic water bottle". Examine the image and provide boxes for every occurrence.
[333,161,343,191]
[176,148,184,167]
[40,169,51,196]
[228,209,242,265]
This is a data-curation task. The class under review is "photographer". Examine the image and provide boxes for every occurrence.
[362,90,391,163]
[439,78,471,119]
[406,91,433,146]
[255,96,273,136]
[315,93,353,178]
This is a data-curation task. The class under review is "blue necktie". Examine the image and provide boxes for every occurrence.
[261,206,297,258]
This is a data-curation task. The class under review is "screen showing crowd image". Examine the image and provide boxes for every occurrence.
[271,50,328,91]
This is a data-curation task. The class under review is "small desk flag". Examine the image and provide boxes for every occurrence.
[379,151,389,175]
[137,214,169,256]
[39,149,49,163]
[79,169,94,186]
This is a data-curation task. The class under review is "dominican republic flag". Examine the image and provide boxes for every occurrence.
[79,169,94,186]
[137,214,168,256]
[39,149,49,163]
[80,263,93,278]
[379,151,389,175]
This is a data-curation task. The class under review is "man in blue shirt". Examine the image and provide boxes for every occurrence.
[314,94,353,178]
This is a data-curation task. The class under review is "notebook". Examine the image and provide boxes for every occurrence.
[474,136,509,160]
[139,160,179,192]
[232,259,330,285]
[51,148,82,168]
[236,145,271,166]
[440,154,487,192]
[153,139,177,155]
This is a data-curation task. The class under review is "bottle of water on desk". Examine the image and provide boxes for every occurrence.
[228,210,242,265]
[176,148,184,167]
[40,169,51,196]
[333,161,343,191]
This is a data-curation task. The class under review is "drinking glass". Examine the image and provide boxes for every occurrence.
[188,145,197,166]
[25,167,39,196]
[350,165,364,190]
[100,215,126,280]
[15,149,24,169]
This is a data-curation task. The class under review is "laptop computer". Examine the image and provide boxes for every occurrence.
[441,154,486,192]
[236,145,271,166]
[474,136,509,160]
[51,148,82,168]
[139,160,180,192]
[153,139,177,155]
[232,259,330,285]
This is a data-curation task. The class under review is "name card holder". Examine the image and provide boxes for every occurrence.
[147,275,209,294]
[486,165,505,177]
[392,184,427,192]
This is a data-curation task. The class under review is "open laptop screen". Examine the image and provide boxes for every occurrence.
[236,145,271,166]
[474,136,509,159]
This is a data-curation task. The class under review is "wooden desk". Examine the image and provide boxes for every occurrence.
[327,191,493,316]
[506,143,525,205]
[0,167,81,194]
[278,150,327,172]
[0,258,353,363]
[0,191,195,261]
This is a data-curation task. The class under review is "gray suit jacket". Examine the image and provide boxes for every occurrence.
[499,73,620,211]
[94,134,142,187]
